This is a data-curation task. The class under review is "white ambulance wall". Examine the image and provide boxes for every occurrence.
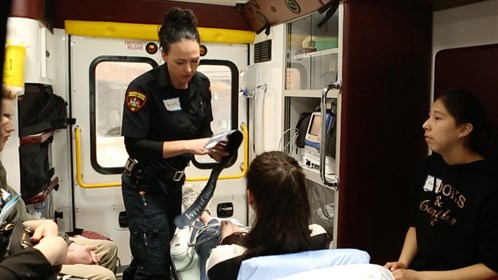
[2,17,56,194]
[6,17,56,85]
[248,24,286,154]
[51,28,75,233]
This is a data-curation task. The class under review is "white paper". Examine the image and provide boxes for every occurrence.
[205,130,236,149]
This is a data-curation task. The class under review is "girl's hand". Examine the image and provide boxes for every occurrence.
[390,268,421,280]
[28,220,59,243]
[384,261,407,271]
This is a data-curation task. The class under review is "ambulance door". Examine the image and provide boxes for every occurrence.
[69,35,248,264]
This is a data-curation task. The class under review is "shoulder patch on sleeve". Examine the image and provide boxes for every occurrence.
[126,90,148,112]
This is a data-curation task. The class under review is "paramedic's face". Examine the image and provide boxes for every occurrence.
[162,39,200,90]
[0,99,16,152]
[422,98,465,156]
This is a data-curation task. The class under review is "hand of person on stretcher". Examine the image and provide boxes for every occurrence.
[220,220,243,243]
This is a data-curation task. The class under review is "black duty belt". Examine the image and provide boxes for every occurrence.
[138,165,184,182]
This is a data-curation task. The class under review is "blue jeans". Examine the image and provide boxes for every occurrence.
[191,219,221,280]
[121,173,184,280]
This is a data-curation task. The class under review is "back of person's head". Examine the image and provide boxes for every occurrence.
[242,151,312,259]
[438,89,498,158]
[158,7,200,53]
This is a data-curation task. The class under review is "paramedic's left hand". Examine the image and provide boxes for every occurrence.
[209,141,229,162]
[65,243,100,265]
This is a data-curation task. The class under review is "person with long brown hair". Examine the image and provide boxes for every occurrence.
[385,90,498,280]
[206,151,334,279]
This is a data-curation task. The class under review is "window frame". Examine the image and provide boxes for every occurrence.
[192,59,240,170]
[89,55,158,174]
[89,57,240,174]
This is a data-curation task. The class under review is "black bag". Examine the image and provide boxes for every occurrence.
[19,141,54,198]
[0,221,62,279]
[18,83,68,137]
[0,221,34,259]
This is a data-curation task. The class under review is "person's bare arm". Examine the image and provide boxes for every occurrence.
[33,236,68,265]
[385,227,417,271]
[162,138,211,158]
[391,263,497,280]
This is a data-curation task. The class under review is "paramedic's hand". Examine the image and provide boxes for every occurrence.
[188,138,211,155]
[209,141,229,162]
[65,243,100,265]
[220,220,241,241]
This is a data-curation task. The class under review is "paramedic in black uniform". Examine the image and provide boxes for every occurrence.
[120,8,227,280]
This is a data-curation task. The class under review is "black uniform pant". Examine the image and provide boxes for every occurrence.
[121,173,184,280]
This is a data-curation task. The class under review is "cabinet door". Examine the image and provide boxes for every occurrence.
[282,5,343,247]
[336,1,431,264]
[283,6,342,182]
[285,11,339,91]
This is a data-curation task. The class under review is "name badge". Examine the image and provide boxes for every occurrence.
[163,98,181,111]
[423,175,437,192]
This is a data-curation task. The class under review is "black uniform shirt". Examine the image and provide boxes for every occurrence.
[121,64,214,171]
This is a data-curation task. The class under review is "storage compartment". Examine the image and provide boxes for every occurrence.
[19,135,54,199]
[282,8,341,246]
[17,83,67,205]
[18,83,68,137]
[286,11,339,90]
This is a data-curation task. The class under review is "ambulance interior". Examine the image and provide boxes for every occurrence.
[1,0,498,279]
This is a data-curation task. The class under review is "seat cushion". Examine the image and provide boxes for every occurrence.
[236,248,370,280]
[276,264,395,280]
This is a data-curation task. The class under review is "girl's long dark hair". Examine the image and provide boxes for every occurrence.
[439,89,498,159]
[158,7,200,52]
[237,151,313,259]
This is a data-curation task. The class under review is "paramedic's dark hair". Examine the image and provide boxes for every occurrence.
[439,89,498,159]
[241,151,314,259]
[158,7,200,52]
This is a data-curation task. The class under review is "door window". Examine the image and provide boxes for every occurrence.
[90,58,239,173]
